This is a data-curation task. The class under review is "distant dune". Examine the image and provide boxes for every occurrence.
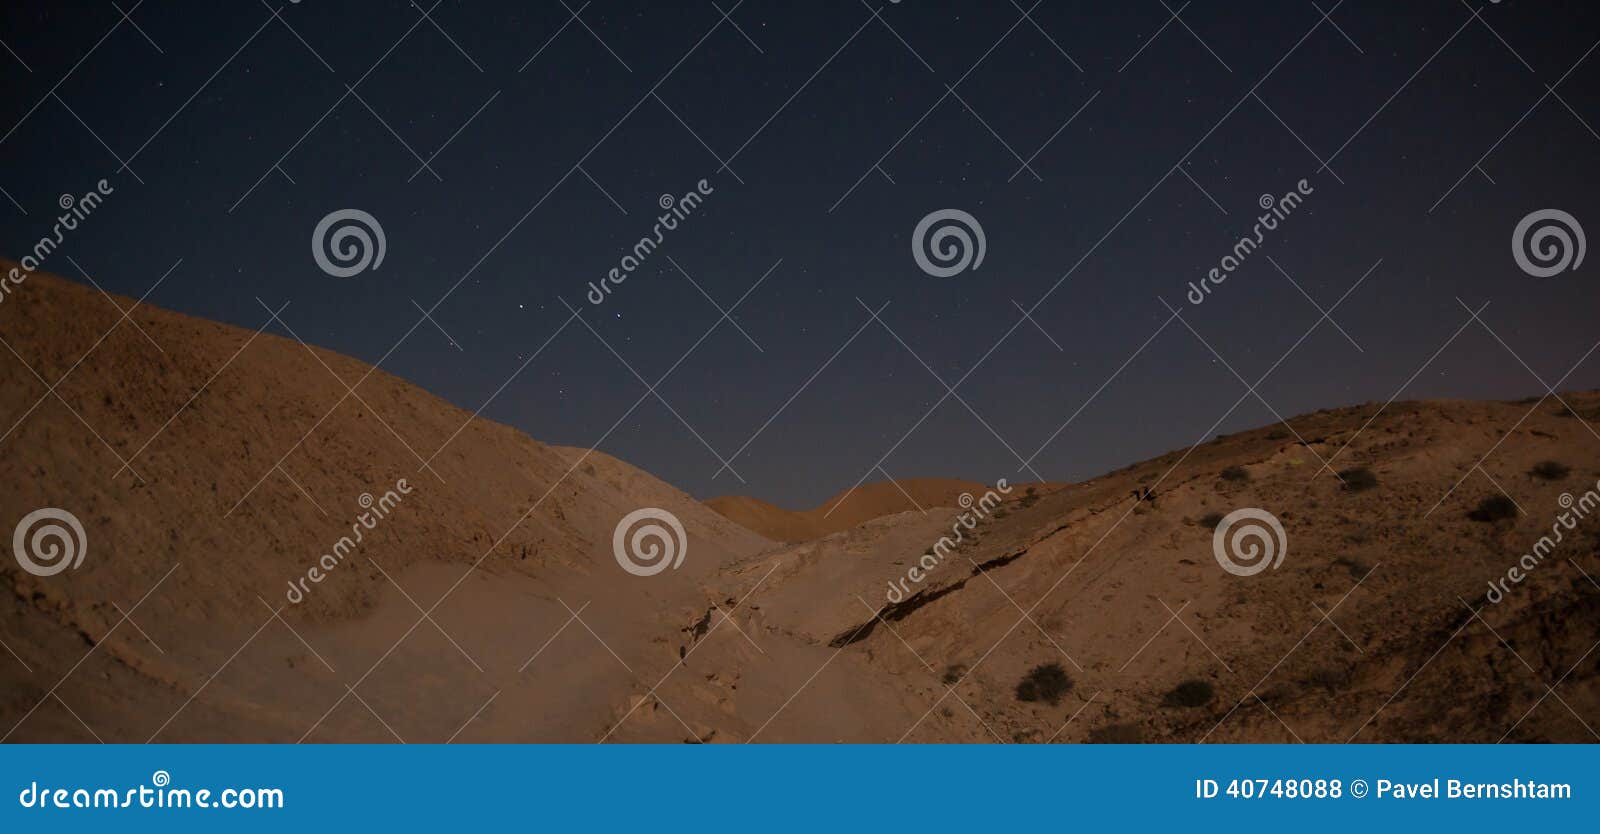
[706,479,1005,542]
[3,263,1598,743]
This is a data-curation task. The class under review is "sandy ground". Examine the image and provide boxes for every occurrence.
[2,266,1597,743]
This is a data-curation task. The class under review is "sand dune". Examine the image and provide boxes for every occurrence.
[3,266,1597,743]
[706,478,1009,542]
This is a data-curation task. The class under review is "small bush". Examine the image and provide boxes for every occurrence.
[1018,487,1040,509]
[1303,667,1348,693]
[942,664,966,685]
[1219,466,1250,482]
[1162,680,1215,708]
[1332,556,1371,578]
[1338,468,1379,492]
[1014,663,1073,706]
[1087,722,1143,744]
[1469,495,1519,523]
[1530,461,1571,481]
[1198,512,1225,529]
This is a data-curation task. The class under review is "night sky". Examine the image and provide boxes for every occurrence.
[2,1,1598,509]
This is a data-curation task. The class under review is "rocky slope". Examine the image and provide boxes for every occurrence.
[699,396,1600,742]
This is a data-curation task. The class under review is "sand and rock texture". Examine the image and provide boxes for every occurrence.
[2,265,1597,743]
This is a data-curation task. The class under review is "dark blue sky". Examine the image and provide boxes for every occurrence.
[3,1,1598,507]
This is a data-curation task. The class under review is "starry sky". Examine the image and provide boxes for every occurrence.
[2,1,1598,509]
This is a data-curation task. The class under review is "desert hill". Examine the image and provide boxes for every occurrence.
[0,265,780,742]
[702,396,1600,742]
[3,264,1598,743]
